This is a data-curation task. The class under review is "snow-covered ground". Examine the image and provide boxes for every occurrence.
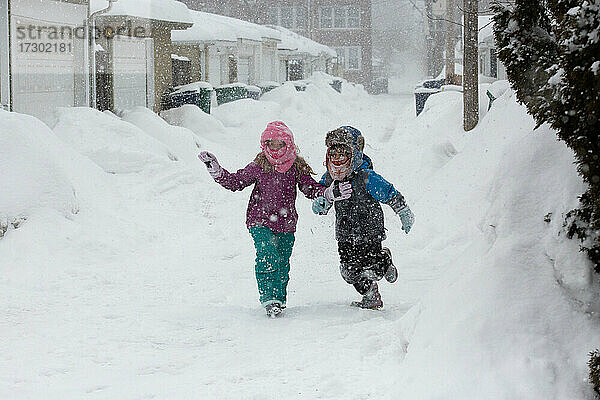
[1,76,598,399]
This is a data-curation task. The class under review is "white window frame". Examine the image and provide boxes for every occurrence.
[268,6,307,30]
[320,6,361,29]
[335,46,362,71]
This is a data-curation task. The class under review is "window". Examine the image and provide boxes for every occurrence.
[281,6,293,29]
[335,47,345,66]
[269,6,307,31]
[334,7,346,28]
[268,7,279,25]
[335,47,362,71]
[490,49,498,78]
[320,7,332,29]
[296,7,306,29]
[348,47,360,70]
[320,6,361,29]
[347,7,360,27]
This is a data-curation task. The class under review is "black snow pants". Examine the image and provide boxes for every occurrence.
[337,241,392,295]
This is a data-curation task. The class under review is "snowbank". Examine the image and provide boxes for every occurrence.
[160,104,228,145]
[388,84,599,399]
[0,111,78,229]
[52,108,177,174]
[2,74,597,400]
[121,107,204,165]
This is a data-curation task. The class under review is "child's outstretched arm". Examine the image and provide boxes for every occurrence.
[365,170,415,234]
[198,151,258,192]
[198,151,223,178]
[297,173,327,199]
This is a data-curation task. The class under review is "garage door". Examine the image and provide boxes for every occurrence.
[112,36,154,113]
[10,0,88,125]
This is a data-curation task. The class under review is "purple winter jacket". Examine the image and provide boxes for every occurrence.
[215,161,326,233]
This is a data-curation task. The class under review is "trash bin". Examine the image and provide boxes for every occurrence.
[215,83,248,105]
[422,78,446,89]
[291,81,307,91]
[247,85,261,100]
[486,90,497,110]
[414,87,441,116]
[169,82,213,114]
[161,89,174,111]
[330,78,342,93]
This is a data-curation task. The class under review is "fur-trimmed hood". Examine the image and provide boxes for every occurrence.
[326,126,366,173]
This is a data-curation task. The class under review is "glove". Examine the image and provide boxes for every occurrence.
[324,181,352,202]
[312,196,331,215]
[198,151,223,178]
[397,205,415,234]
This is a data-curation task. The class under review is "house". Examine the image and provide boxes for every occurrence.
[268,25,336,81]
[310,0,373,89]
[90,0,193,113]
[171,11,282,87]
[1,0,193,123]
[3,0,90,124]
[478,15,507,80]
[178,0,373,90]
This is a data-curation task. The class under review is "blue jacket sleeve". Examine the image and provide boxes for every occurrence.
[365,170,401,203]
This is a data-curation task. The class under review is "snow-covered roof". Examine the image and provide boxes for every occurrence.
[173,81,213,93]
[171,54,190,62]
[90,0,193,25]
[172,10,280,44]
[267,25,336,58]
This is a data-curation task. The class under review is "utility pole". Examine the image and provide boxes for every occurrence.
[463,0,478,131]
[445,0,456,84]
[425,0,434,77]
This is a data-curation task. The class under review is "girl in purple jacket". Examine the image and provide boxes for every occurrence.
[199,121,351,318]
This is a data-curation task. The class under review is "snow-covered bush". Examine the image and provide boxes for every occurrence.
[590,349,600,397]
[0,110,79,236]
[493,0,600,272]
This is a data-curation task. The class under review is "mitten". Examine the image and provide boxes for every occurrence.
[324,181,352,202]
[397,205,415,234]
[312,196,332,215]
[198,151,223,178]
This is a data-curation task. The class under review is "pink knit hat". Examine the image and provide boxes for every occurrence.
[260,121,297,173]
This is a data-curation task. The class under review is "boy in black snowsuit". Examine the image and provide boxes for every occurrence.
[312,126,414,309]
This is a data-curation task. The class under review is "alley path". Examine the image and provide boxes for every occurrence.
[2,94,435,400]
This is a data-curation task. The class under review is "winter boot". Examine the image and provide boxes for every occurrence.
[265,302,283,318]
[351,282,383,309]
[382,247,398,283]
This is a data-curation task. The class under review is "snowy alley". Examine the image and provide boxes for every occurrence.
[1,76,599,399]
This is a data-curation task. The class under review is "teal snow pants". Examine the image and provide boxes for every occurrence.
[249,226,296,307]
